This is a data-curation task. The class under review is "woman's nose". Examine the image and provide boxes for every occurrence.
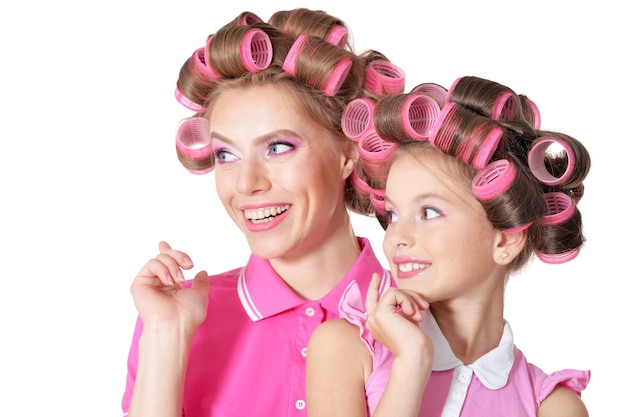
[236,158,271,194]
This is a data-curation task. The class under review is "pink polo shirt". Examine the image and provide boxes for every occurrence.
[122,237,389,417]
[339,281,591,417]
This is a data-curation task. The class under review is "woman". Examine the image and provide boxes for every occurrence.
[121,8,401,417]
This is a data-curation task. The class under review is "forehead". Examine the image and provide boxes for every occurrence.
[387,149,475,200]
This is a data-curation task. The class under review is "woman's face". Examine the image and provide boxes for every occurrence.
[382,150,501,303]
[208,84,355,261]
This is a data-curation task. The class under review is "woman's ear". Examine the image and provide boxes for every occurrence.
[493,229,527,265]
[340,141,359,180]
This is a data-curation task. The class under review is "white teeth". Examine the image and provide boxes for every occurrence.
[244,204,291,222]
[398,262,428,273]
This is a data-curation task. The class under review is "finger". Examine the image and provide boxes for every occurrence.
[157,241,194,271]
[191,270,210,294]
[365,272,382,314]
[158,241,172,253]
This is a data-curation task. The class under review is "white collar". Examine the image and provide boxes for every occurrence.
[421,310,515,389]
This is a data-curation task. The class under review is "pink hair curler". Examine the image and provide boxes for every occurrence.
[283,34,352,96]
[174,86,206,113]
[444,77,462,104]
[358,130,397,180]
[325,58,352,96]
[282,34,307,76]
[240,28,273,72]
[523,97,541,129]
[411,83,447,108]
[428,102,456,152]
[471,159,517,201]
[502,222,533,235]
[369,187,386,214]
[528,136,575,186]
[175,117,214,175]
[470,126,503,169]
[400,93,441,141]
[364,60,406,96]
[239,12,263,25]
[350,163,372,195]
[492,91,517,120]
[535,246,580,264]
[341,98,376,141]
[541,192,575,226]
[193,39,222,80]
[325,24,348,47]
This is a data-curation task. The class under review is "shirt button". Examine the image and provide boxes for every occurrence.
[295,399,306,410]
[458,372,470,382]
[305,307,316,316]
[301,347,308,357]
[452,390,463,399]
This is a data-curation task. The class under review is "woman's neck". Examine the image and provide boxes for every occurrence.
[270,223,362,300]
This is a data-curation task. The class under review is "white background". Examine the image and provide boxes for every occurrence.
[0,0,621,415]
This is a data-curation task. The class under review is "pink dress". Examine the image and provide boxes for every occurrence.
[339,281,590,417]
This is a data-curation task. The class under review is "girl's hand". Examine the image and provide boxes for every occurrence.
[130,241,209,330]
[364,273,433,359]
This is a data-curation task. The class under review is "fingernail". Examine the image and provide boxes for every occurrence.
[183,257,193,266]
[176,270,185,282]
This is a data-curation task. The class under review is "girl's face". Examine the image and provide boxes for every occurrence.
[382,149,502,303]
[208,84,355,261]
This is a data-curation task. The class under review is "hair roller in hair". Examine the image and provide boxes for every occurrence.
[238,11,263,25]
[369,187,386,214]
[535,247,580,264]
[411,83,447,108]
[341,98,376,141]
[325,24,348,47]
[174,86,206,113]
[239,28,273,72]
[175,117,214,175]
[374,93,441,142]
[202,28,272,79]
[191,40,222,80]
[358,130,397,181]
[491,91,517,120]
[471,159,517,201]
[521,96,541,129]
[350,162,373,195]
[541,192,575,226]
[283,34,352,96]
[445,76,518,121]
[429,102,503,169]
[364,60,406,96]
[528,136,575,186]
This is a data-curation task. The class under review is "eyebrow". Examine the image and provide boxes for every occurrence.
[211,129,302,145]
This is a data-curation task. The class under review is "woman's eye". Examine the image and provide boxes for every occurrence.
[423,207,441,220]
[268,141,295,155]
[214,149,238,163]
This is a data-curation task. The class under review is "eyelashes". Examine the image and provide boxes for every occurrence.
[211,138,299,164]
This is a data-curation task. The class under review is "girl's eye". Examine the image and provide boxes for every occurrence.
[423,207,442,220]
[385,210,398,224]
[268,141,295,155]
[214,149,238,163]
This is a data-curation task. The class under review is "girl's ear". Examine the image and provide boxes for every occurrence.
[493,229,527,265]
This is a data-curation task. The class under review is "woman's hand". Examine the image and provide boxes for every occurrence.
[130,241,209,330]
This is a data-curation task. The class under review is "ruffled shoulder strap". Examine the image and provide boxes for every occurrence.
[338,280,375,355]
[538,368,591,401]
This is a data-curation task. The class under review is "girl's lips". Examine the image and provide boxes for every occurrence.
[393,256,431,279]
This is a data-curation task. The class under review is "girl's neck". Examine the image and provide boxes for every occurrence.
[431,296,505,365]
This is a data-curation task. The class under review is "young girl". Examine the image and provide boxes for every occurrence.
[121,8,406,417]
[306,76,591,416]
